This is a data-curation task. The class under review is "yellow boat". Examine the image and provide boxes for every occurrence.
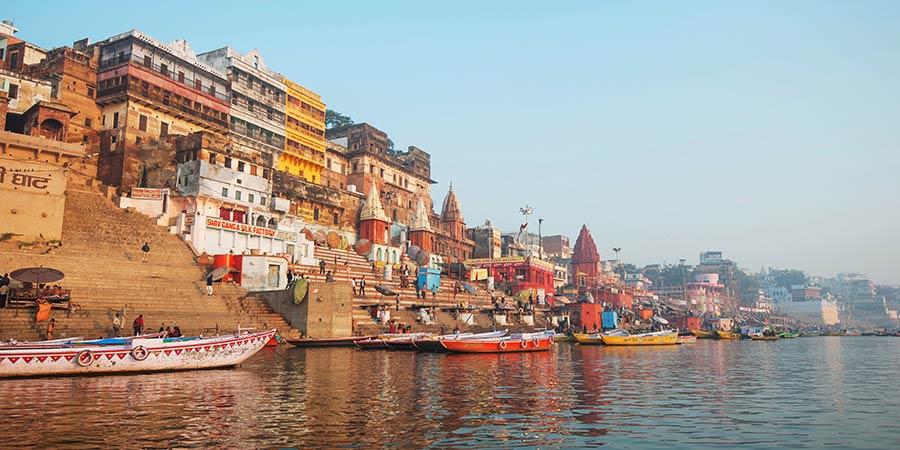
[600,330,678,346]
[716,330,741,340]
[690,329,716,339]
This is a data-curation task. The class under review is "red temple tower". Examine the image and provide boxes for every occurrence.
[359,180,390,245]
[571,225,601,295]
[409,197,434,253]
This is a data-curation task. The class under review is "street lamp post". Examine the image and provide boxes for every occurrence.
[679,258,687,306]
[612,247,622,279]
[538,218,543,260]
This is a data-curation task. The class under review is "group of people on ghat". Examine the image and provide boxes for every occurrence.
[109,311,182,338]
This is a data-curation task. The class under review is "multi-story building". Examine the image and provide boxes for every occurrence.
[322,140,349,191]
[471,220,502,259]
[25,38,102,148]
[0,21,47,72]
[94,30,231,190]
[279,77,325,183]
[198,46,286,172]
[542,234,572,259]
[327,123,433,225]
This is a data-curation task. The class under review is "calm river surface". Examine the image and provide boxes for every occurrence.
[2,337,899,449]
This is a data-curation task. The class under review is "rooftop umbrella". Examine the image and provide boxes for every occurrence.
[10,267,65,284]
[460,282,477,295]
[653,316,670,324]
[407,245,421,260]
[374,285,397,297]
[355,239,372,256]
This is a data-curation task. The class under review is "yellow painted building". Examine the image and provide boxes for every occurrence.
[279,77,326,183]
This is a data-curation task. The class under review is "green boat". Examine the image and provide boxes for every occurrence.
[778,332,800,339]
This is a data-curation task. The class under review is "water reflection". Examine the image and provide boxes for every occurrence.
[3,338,900,449]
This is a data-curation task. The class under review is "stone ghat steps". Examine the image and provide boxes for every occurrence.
[0,185,300,340]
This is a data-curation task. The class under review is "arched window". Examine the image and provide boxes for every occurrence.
[267,218,277,230]
[376,248,383,261]
[256,215,267,227]
[39,119,65,141]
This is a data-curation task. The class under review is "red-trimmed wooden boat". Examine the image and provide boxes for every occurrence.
[0,329,275,378]
[413,331,507,353]
[286,336,375,347]
[440,331,555,353]
[677,334,697,344]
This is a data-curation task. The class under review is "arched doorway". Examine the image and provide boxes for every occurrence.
[267,218,277,229]
[39,119,64,141]
[256,215,267,227]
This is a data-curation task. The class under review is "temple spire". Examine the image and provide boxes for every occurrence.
[360,180,389,222]
[440,183,463,222]
[410,197,433,232]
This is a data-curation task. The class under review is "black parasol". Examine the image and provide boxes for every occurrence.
[10,267,65,284]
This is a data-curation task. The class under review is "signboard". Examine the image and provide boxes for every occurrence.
[0,162,64,195]
[470,268,488,281]
[275,230,297,242]
[466,256,555,272]
[184,214,195,225]
[131,188,166,200]
[206,217,280,238]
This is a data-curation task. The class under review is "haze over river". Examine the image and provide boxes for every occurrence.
[3,337,898,449]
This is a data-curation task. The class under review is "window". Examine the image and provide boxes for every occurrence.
[195,79,202,90]
[260,196,266,206]
[209,85,216,97]
[248,193,255,203]
[333,213,339,225]
[224,157,232,169]
[237,161,245,172]
[313,208,319,220]
[136,136,142,145]
[221,187,228,197]
[138,115,148,132]
[160,122,168,136]
[82,135,88,143]
[87,87,94,97]
[102,115,106,126]
[84,118,92,128]
[235,191,242,201]
[178,72,185,83]
[160,63,168,76]
[112,112,119,128]
[209,153,217,164]
[143,55,151,67]
[8,84,18,99]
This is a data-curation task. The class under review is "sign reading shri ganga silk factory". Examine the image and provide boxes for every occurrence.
[206,217,278,238]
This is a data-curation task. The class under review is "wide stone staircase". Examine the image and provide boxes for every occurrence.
[292,245,531,336]
[0,182,300,341]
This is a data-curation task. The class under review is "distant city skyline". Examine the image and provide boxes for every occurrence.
[7,1,899,283]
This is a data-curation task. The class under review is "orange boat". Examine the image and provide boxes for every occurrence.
[440,331,554,353]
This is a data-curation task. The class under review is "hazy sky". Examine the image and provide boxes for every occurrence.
[8,1,899,283]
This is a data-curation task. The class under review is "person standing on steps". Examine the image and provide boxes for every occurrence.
[206,273,214,296]
[112,312,123,337]
[319,259,326,275]
[141,242,150,263]
[133,314,144,336]
[359,276,366,297]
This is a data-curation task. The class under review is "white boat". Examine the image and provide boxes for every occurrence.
[0,329,276,378]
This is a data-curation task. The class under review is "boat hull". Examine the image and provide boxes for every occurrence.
[0,329,276,378]
[690,329,716,339]
[440,336,553,353]
[601,331,678,346]
[716,330,741,340]
[749,335,779,341]
[286,336,375,347]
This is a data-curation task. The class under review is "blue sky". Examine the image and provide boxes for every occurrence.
[8,1,900,283]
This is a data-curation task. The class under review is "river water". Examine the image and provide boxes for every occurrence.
[2,337,899,449]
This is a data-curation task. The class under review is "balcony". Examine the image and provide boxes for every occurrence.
[100,55,230,104]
